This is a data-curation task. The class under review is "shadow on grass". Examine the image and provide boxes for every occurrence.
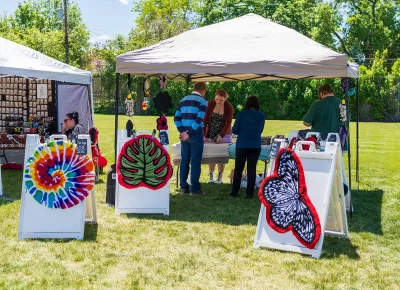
[321,236,360,260]
[84,222,99,242]
[1,169,23,201]
[126,183,261,226]
[95,179,105,184]
[349,188,383,235]
[0,196,16,207]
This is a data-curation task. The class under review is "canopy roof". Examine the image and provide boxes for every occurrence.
[0,37,91,84]
[117,13,358,81]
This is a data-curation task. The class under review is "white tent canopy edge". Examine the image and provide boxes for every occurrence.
[0,36,94,125]
[116,13,358,80]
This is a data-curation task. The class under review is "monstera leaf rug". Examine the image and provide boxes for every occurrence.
[117,135,173,190]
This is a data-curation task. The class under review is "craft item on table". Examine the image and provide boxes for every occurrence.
[156,114,168,130]
[159,74,167,89]
[259,148,321,249]
[125,92,135,117]
[142,101,150,111]
[143,77,151,97]
[0,134,24,148]
[24,140,95,209]
[126,120,135,137]
[117,135,173,190]
[1,163,23,170]
[153,91,173,113]
[261,136,272,145]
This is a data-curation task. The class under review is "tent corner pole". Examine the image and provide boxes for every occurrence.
[345,81,352,218]
[90,80,95,126]
[185,75,191,95]
[356,78,360,183]
[114,73,120,164]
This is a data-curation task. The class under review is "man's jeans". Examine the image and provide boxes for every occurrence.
[180,131,204,192]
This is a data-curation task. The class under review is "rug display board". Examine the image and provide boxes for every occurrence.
[18,134,96,240]
[115,129,171,216]
[254,140,348,258]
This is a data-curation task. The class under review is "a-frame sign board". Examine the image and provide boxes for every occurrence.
[18,134,97,240]
[115,129,170,216]
[254,140,349,258]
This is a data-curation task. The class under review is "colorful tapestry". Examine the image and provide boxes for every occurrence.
[259,148,321,249]
[117,135,172,190]
[24,140,95,209]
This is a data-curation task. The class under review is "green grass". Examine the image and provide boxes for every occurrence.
[1,114,400,289]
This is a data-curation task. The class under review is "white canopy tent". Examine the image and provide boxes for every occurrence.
[0,36,92,84]
[116,13,358,81]
[0,36,94,126]
[115,13,360,208]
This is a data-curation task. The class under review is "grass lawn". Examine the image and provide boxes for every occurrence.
[1,114,400,289]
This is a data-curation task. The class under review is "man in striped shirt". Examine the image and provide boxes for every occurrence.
[174,82,208,196]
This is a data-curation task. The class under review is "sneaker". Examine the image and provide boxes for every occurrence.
[180,188,190,195]
[189,190,208,196]
[208,173,215,183]
[214,173,223,184]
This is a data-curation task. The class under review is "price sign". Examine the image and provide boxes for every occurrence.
[76,139,88,155]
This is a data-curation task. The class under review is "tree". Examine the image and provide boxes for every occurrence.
[0,0,90,67]
[129,0,195,48]
[334,0,400,63]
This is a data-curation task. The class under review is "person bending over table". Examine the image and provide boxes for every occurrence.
[62,111,87,143]
[229,96,265,199]
[203,89,233,184]
[174,82,208,196]
[303,83,341,134]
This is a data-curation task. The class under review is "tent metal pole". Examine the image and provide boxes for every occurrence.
[185,75,191,95]
[356,78,360,183]
[345,82,352,217]
[114,73,120,163]
[90,78,95,126]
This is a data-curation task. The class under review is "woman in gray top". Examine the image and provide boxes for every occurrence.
[62,111,87,143]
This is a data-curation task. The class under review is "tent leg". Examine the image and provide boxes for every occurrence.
[345,82,352,218]
[90,80,95,126]
[185,75,191,95]
[356,78,360,184]
[114,73,120,164]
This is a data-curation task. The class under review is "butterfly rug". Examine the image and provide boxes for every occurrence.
[258,148,322,249]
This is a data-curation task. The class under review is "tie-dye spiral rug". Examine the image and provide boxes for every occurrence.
[24,140,95,209]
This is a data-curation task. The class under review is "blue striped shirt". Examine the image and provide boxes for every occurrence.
[174,92,208,137]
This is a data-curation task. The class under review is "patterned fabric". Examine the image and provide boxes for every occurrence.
[174,93,208,137]
[259,148,321,249]
[209,112,225,140]
[24,140,95,209]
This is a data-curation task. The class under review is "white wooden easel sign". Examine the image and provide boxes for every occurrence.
[115,129,171,216]
[254,140,348,258]
[18,134,97,240]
